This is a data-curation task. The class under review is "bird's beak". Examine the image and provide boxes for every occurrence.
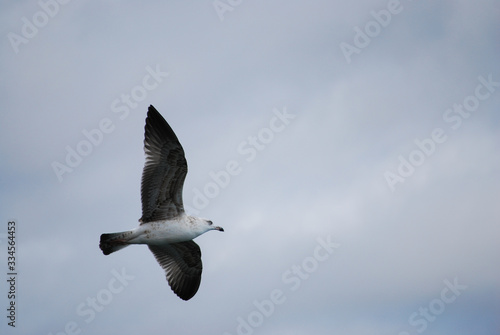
[215,226,224,232]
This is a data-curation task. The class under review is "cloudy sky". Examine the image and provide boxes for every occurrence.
[1,1,499,334]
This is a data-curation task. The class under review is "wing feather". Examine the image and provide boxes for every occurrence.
[148,241,202,300]
[140,106,187,222]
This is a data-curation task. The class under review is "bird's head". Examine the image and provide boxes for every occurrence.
[190,216,224,235]
[205,219,224,232]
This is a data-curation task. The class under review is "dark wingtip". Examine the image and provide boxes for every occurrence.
[147,105,159,117]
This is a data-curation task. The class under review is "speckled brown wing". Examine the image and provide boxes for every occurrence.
[148,241,202,300]
[140,105,187,223]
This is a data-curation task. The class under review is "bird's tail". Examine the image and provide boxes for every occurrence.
[99,231,132,255]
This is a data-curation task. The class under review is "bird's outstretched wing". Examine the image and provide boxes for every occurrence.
[148,241,203,300]
[140,105,187,223]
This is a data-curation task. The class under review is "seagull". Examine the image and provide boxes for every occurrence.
[99,105,224,301]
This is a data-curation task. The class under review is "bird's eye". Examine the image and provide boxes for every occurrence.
[207,220,213,225]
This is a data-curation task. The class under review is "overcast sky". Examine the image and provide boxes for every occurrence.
[1,1,499,334]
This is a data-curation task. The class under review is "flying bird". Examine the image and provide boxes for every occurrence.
[99,105,224,300]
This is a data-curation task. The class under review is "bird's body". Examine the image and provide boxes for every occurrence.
[101,215,214,250]
[99,105,223,301]
[132,216,209,245]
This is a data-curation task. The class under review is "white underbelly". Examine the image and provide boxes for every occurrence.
[129,220,197,245]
